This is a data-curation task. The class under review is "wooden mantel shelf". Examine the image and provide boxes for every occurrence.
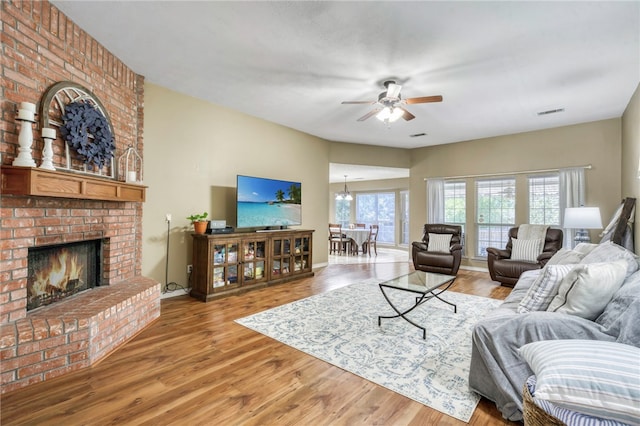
[1,166,146,202]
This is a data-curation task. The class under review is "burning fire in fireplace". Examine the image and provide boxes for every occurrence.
[30,248,83,297]
[27,240,101,311]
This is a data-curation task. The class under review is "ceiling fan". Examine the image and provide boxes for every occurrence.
[341,80,442,123]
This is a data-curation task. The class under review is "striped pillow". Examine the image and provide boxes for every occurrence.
[511,238,542,262]
[427,233,452,253]
[519,340,640,425]
[526,376,626,426]
[516,264,576,313]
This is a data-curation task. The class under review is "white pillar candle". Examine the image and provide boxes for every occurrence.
[17,109,34,121]
[20,102,36,112]
[127,171,137,182]
[42,127,56,139]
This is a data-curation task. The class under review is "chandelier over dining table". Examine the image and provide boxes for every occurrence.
[335,175,353,200]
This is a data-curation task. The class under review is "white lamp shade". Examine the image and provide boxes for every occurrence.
[563,207,603,229]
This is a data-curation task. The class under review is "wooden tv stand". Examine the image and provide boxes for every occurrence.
[190,229,314,302]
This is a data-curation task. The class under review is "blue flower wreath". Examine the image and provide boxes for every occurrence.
[60,101,115,170]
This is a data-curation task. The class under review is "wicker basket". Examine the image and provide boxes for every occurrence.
[522,382,566,426]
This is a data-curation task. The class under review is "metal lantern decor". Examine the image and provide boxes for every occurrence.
[118,146,143,183]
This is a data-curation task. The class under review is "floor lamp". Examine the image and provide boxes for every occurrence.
[563,206,603,248]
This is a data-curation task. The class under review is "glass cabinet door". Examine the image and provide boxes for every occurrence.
[242,238,267,285]
[292,236,310,273]
[271,237,291,278]
[210,240,240,291]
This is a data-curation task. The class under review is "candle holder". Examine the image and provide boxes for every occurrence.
[118,145,143,183]
[39,127,57,170]
[13,102,37,167]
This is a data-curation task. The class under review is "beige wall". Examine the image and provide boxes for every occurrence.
[329,142,410,168]
[621,82,640,254]
[142,84,331,288]
[409,119,623,268]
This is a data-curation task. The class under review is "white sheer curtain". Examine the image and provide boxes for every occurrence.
[559,167,586,248]
[426,178,445,224]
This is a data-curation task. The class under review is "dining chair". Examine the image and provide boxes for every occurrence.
[362,224,379,256]
[328,223,350,255]
[355,223,366,228]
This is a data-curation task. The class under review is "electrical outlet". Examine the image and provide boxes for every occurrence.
[187,264,193,274]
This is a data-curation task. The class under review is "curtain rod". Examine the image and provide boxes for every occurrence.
[424,164,592,181]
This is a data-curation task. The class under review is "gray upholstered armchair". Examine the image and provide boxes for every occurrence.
[411,224,463,275]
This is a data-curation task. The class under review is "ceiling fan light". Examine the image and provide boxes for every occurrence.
[389,107,404,122]
[376,107,391,121]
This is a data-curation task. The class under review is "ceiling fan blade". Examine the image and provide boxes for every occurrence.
[386,83,402,99]
[341,100,376,105]
[357,108,381,122]
[405,95,443,104]
[399,108,415,121]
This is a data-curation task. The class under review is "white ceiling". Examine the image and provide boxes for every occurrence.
[52,1,639,181]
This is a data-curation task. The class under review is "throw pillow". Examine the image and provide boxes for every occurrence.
[547,260,627,320]
[580,240,639,277]
[516,264,576,313]
[427,233,452,253]
[519,340,640,425]
[510,238,542,262]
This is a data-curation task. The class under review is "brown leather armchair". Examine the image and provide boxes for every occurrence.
[486,226,563,287]
[412,224,463,275]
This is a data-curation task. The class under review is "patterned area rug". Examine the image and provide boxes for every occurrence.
[235,280,501,422]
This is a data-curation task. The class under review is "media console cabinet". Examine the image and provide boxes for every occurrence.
[190,229,314,302]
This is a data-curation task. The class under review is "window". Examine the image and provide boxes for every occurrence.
[400,190,409,246]
[335,199,351,227]
[444,181,466,225]
[444,181,466,250]
[476,178,516,257]
[356,192,395,244]
[529,174,560,225]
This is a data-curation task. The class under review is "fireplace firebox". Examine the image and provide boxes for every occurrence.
[27,239,103,311]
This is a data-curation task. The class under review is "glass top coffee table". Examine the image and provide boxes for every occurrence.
[378,271,457,339]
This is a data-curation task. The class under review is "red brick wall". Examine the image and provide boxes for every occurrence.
[0,1,156,393]
[1,1,145,323]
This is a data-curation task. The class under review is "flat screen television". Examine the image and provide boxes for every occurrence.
[236,175,302,229]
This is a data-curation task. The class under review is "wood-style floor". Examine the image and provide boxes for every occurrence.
[1,258,517,425]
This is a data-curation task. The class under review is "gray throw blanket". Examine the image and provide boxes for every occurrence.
[469,269,640,421]
[517,224,548,241]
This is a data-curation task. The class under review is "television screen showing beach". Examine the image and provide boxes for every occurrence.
[237,175,302,228]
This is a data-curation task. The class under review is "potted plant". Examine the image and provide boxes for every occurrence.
[187,212,209,234]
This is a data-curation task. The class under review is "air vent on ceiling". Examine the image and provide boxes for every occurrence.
[409,132,427,138]
[537,108,565,116]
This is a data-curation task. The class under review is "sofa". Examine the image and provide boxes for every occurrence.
[469,241,640,423]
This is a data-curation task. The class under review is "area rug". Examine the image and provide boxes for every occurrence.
[235,280,502,422]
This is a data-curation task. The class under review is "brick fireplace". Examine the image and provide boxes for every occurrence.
[1,1,160,393]
[0,196,161,394]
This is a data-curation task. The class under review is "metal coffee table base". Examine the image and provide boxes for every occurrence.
[378,279,457,339]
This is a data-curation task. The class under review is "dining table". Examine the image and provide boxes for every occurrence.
[342,228,371,254]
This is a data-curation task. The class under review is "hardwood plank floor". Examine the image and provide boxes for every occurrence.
[1,260,517,425]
